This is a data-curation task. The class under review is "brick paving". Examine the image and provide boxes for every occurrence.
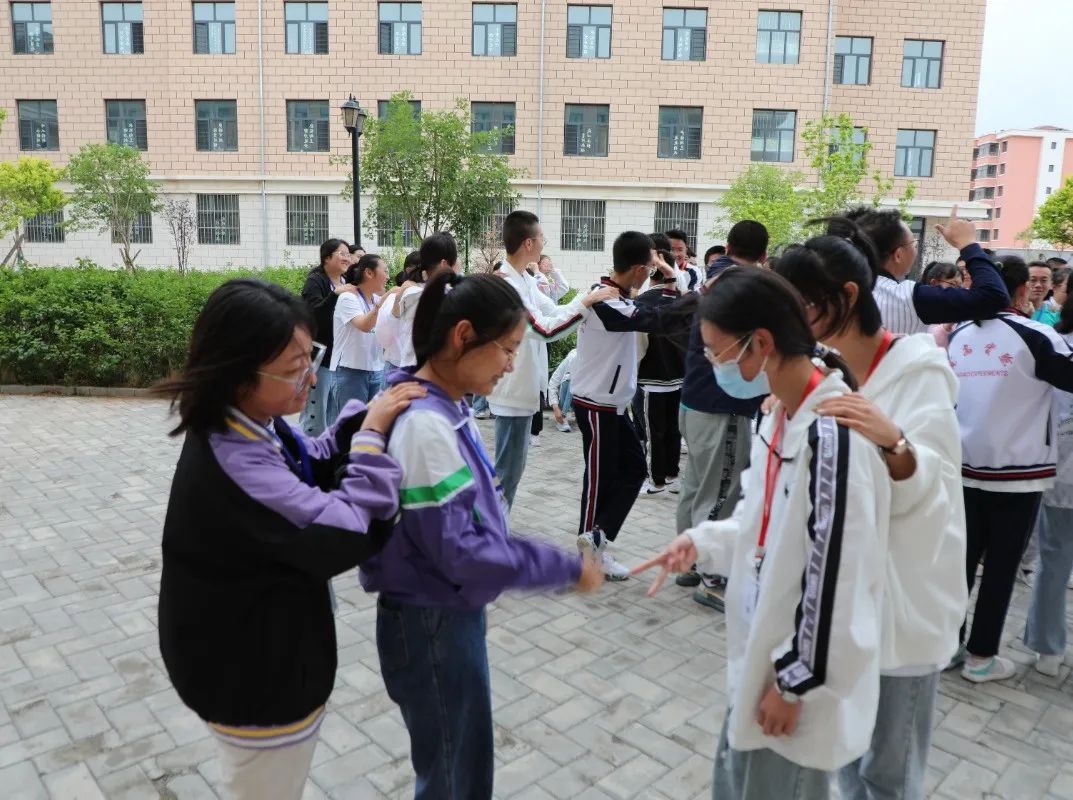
[1,395,1072,799]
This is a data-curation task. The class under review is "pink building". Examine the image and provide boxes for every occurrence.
[970,126,1073,252]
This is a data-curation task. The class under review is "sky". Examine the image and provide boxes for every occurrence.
[976,0,1073,134]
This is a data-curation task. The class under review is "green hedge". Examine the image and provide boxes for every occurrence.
[0,265,307,387]
[0,265,577,387]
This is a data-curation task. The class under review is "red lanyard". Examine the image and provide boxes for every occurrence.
[758,368,824,556]
[864,330,895,382]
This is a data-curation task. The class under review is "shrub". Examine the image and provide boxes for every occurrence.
[0,265,308,387]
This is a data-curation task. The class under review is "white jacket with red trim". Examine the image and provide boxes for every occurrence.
[950,311,1073,492]
[487,264,586,416]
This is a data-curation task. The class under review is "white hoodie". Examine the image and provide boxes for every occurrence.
[861,333,968,673]
[487,265,586,416]
[686,369,890,772]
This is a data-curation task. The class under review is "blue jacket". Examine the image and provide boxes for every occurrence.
[680,256,765,417]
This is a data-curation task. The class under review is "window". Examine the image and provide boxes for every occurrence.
[566,5,611,59]
[1047,187,1053,196]
[12,2,52,54]
[894,129,935,177]
[756,10,800,64]
[286,100,329,152]
[1049,164,1056,173]
[105,100,147,150]
[24,209,64,242]
[195,100,238,151]
[993,229,999,239]
[476,198,515,241]
[196,194,240,244]
[662,8,705,61]
[1000,163,1006,175]
[112,211,152,244]
[285,2,327,54]
[561,199,605,251]
[653,201,698,251]
[376,208,417,247]
[751,109,796,162]
[833,36,871,84]
[829,126,867,158]
[988,143,999,156]
[974,187,994,200]
[378,2,421,55]
[193,2,235,53]
[472,102,515,154]
[377,99,421,119]
[17,99,58,151]
[102,2,143,54]
[977,229,990,242]
[285,195,328,245]
[563,103,609,157]
[472,4,516,56]
[997,186,1003,197]
[996,208,1001,219]
[972,146,979,160]
[658,106,702,159]
[1051,141,1057,150]
[901,39,943,88]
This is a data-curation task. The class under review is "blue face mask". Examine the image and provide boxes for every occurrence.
[712,335,770,399]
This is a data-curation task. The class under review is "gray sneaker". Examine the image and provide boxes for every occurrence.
[693,575,727,612]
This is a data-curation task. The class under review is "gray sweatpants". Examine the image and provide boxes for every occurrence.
[676,407,754,534]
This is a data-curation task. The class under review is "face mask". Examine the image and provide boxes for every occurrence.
[712,335,770,399]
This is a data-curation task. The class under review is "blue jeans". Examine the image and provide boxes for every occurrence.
[329,366,382,422]
[299,365,334,436]
[838,672,939,800]
[1025,504,1073,656]
[494,414,531,509]
[472,394,490,415]
[713,712,830,800]
[376,599,493,800]
[557,380,573,415]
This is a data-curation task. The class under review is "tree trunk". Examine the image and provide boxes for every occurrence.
[1,233,25,268]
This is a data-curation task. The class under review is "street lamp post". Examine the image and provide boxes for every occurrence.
[340,95,368,248]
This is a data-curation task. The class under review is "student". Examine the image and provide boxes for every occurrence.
[488,210,616,508]
[1028,261,1060,326]
[949,258,1073,681]
[549,347,577,433]
[704,245,726,268]
[571,231,691,579]
[847,206,1008,335]
[348,243,365,263]
[385,234,460,372]
[153,279,424,800]
[329,254,399,422]
[777,220,968,800]
[375,250,421,372]
[919,262,963,349]
[535,254,571,301]
[299,238,357,435]
[361,271,603,800]
[1024,294,1073,676]
[634,266,891,798]
[667,228,702,291]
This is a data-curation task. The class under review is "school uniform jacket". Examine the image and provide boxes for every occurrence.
[950,311,1073,492]
[686,369,891,771]
[861,334,968,672]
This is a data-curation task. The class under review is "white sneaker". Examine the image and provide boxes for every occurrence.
[666,478,681,494]
[474,409,490,420]
[961,655,1017,683]
[577,529,601,558]
[639,480,666,497]
[530,435,541,447]
[556,421,571,433]
[600,549,631,581]
[1036,653,1063,677]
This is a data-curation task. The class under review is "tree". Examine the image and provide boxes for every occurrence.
[161,197,196,275]
[0,157,65,268]
[1025,177,1073,251]
[63,143,160,271]
[714,164,806,251]
[349,93,520,247]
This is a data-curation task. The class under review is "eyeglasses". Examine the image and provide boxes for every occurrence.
[703,334,751,366]
[493,340,518,364]
[257,342,326,396]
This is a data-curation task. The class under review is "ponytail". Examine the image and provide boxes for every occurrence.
[812,343,858,391]
[412,272,525,368]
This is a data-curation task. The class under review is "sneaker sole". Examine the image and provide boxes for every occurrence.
[960,667,1016,683]
[604,572,630,582]
[693,589,725,612]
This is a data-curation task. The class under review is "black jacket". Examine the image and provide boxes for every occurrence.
[158,415,393,726]
[302,269,340,363]
[635,280,689,387]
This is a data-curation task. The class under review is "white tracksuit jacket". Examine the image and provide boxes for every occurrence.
[861,334,968,673]
[686,369,891,771]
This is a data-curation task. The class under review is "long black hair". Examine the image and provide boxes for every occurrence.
[1057,293,1073,335]
[412,272,525,368]
[152,279,314,436]
[920,261,960,285]
[700,266,858,390]
[315,238,348,273]
[775,227,883,340]
[344,253,385,286]
[395,250,423,286]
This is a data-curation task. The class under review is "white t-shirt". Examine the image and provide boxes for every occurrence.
[331,291,384,372]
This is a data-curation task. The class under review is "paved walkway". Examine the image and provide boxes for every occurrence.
[1,395,1072,799]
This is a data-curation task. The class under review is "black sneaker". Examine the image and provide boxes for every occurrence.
[675,569,701,587]
[693,575,727,612]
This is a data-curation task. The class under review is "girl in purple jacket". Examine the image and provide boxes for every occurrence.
[361,270,604,800]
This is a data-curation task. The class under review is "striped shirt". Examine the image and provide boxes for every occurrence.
[873,275,929,335]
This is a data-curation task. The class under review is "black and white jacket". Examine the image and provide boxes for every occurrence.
[950,310,1073,492]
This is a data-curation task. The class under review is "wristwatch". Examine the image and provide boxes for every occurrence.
[880,430,911,456]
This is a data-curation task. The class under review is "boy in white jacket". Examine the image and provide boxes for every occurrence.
[636,267,891,798]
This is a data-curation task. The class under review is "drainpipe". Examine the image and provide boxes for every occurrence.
[822,0,835,112]
[257,0,268,268]
[536,0,546,217]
